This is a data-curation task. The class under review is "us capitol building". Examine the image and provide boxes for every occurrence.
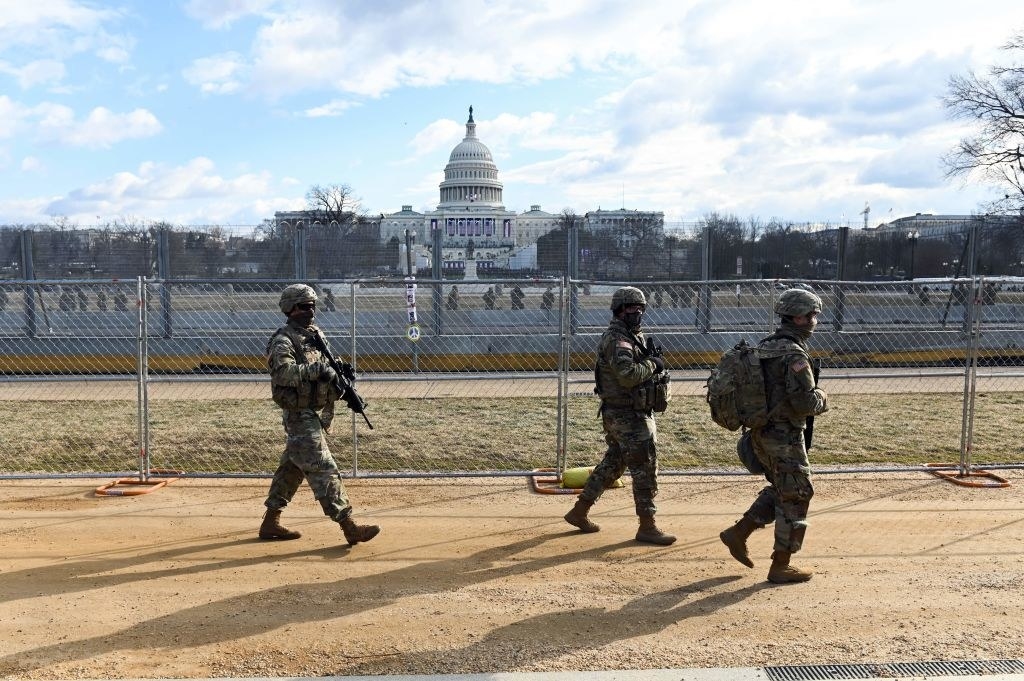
[277,106,663,275]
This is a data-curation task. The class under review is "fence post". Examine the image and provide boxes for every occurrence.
[698,228,712,332]
[136,277,151,480]
[568,218,580,334]
[834,225,848,331]
[432,221,444,335]
[20,229,37,337]
[957,275,984,476]
[293,222,307,279]
[556,278,569,474]
[349,281,360,476]
[157,227,173,338]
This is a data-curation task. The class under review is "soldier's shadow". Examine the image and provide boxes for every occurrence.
[1,532,657,675]
[343,575,760,675]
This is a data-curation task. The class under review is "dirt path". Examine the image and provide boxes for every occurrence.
[1,472,1023,679]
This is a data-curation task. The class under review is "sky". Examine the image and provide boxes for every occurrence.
[2,0,1024,229]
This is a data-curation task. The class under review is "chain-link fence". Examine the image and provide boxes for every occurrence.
[1,276,1022,479]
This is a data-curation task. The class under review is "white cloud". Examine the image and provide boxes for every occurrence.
[34,104,162,149]
[182,53,248,95]
[0,95,29,140]
[0,59,66,89]
[183,0,279,30]
[0,2,133,85]
[303,99,356,118]
[40,157,292,224]
[21,156,43,172]
[184,1,697,98]
[408,118,464,158]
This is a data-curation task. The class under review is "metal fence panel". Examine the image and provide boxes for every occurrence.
[0,280,142,476]
[961,276,1024,470]
[2,276,1022,479]
[563,278,1023,473]
[136,278,563,477]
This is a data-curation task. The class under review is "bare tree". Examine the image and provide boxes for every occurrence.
[305,183,362,228]
[943,32,1024,214]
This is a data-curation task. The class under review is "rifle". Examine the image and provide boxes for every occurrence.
[644,336,663,359]
[804,358,821,450]
[311,331,374,430]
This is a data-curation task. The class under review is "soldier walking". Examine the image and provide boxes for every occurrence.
[719,288,828,583]
[258,284,380,547]
[563,286,675,546]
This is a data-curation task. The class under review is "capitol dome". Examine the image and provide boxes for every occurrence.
[438,106,504,208]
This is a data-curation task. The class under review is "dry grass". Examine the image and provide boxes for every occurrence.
[2,391,1021,475]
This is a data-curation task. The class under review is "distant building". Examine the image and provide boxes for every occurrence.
[275,106,662,274]
[875,213,1020,238]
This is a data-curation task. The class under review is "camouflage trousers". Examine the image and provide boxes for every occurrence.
[580,407,659,517]
[263,408,351,522]
[745,423,814,553]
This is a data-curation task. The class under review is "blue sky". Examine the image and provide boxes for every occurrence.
[2,0,1023,227]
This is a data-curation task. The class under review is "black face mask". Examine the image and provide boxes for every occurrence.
[290,306,316,328]
[622,310,643,329]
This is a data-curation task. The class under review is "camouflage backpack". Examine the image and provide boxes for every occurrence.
[705,339,770,431]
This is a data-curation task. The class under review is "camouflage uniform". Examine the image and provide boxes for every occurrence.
[745,326,826,553]
[263,320,351,521]
[580,317,660,516]
[719,287,827,582]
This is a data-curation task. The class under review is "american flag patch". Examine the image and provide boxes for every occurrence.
[617,341,633,350]
[791,359,809,373]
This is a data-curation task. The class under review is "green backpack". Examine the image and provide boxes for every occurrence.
[705,339,770,431]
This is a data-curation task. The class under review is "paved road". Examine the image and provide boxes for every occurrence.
[2,367,1023,400]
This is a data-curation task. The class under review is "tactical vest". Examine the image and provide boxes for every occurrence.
[266,325,331,410]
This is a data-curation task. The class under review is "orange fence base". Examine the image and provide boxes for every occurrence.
[95,472,181,497]
[529,468,582,495]
[926,463,1011,489]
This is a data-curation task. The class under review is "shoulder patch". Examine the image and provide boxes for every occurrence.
[791,358,809,373]
[617,340,633,350]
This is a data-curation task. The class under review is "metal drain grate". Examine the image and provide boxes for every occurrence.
[765,659,1024,681]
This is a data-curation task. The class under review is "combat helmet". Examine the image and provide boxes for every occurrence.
[279,284,318,314]
[774,287,822,317]
[610,286,647,313]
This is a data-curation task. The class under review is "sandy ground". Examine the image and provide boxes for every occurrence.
[1,472,1023,679]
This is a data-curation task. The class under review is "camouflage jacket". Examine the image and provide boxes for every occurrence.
[758,330,828,429]
[266,321,335,411]
[595,319,659,408]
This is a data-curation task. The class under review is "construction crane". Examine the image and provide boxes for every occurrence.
[860,202,870,229]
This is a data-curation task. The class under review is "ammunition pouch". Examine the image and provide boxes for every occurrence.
[631,372,671,413]
[271,375,335,411]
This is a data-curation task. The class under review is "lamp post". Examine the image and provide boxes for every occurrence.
[865,260,874,280]
[906,230,919,280]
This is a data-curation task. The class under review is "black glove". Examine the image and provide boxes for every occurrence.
[339,361,356,383]
[309,359,336,383]
[649,356,665,374]
[645,337,663,357]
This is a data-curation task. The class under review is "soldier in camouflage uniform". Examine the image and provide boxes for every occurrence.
[719,288,828,583]
[563,286,675,546]
[258,284,380,546]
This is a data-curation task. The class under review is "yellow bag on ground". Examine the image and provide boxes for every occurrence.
[561,466,623,489]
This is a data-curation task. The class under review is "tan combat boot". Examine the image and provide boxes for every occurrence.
[258,509,302,541]
[564,498,600,533]
[635,515,676,545]
[340,517,380,546]
[767,550,813,583]
[719,516,760,568]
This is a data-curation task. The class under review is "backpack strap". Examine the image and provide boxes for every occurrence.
[268,325,307,369]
